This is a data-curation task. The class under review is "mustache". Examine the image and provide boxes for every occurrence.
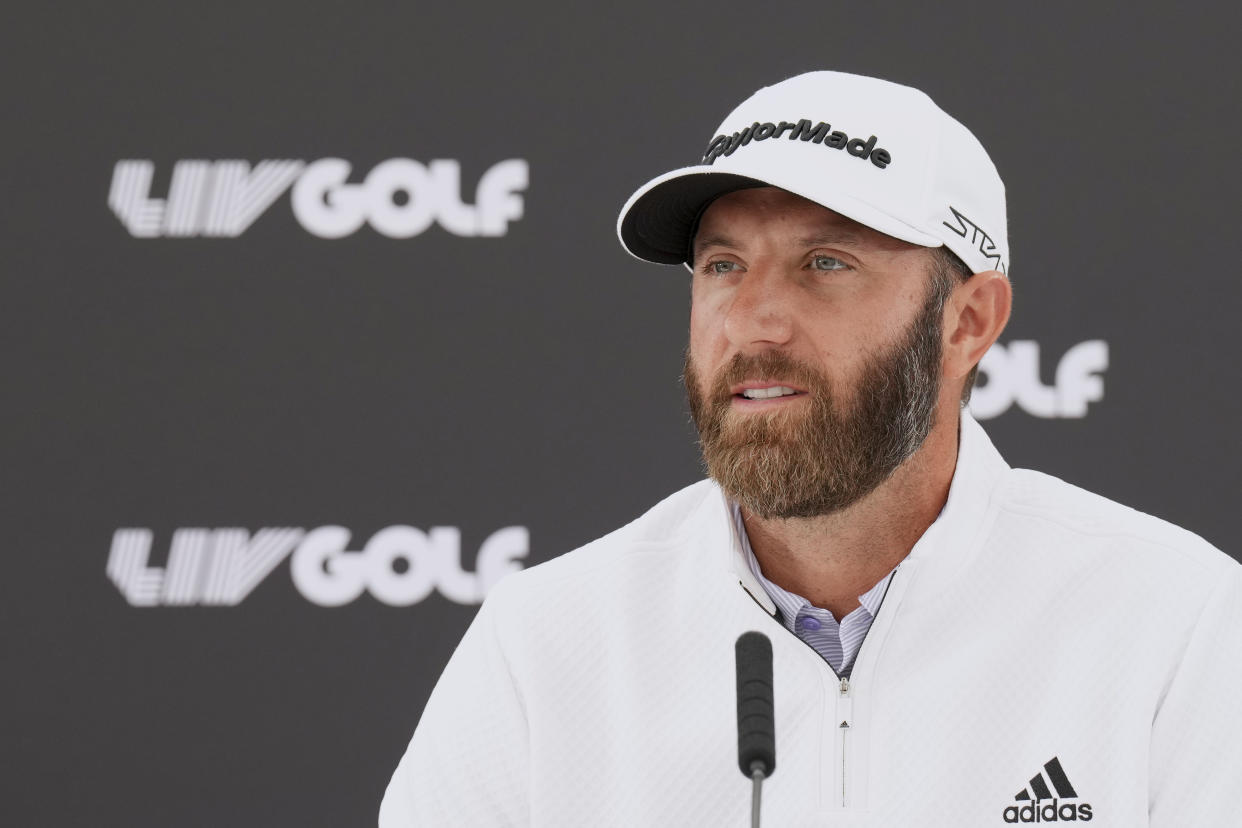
[706,350,829,404]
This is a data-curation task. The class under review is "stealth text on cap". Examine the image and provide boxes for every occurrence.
[702,119,892,169]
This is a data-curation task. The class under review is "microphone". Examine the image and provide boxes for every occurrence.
[736,631,776,828]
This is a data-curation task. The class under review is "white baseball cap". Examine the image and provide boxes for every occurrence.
[617,70,1009,275]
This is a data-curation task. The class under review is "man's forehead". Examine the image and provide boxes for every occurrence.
[692,187,914,259]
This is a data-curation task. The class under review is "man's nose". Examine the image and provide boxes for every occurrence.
[723,268,795,349]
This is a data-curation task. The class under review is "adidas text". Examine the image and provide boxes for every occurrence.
[1003,800,1093,822]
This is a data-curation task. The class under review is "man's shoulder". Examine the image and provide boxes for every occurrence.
[997,466,1233,576]
[487,479,721,603]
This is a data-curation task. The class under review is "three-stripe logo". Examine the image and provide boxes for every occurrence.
[1016,756,1077,802]
[1002,757,1093,822]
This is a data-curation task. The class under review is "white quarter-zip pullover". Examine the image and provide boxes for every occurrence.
[380,415,1242,826]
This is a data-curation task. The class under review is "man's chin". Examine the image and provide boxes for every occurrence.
[718,403,809,432]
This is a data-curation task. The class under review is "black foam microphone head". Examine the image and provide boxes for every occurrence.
[735,631,776,779]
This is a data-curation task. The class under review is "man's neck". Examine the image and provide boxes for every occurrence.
[740,410,961,621]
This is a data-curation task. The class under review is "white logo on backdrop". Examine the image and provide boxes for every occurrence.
[970,340,1108,420]
[108,158,529,239]
[106,525,528,607]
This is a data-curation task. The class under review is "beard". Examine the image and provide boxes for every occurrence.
[684,276,950,520]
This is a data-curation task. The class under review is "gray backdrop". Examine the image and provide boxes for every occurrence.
[4,2,1239,825]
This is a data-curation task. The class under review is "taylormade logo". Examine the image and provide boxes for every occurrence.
[702,119,891,168]
[106,525,528,607]
[108,158,528,238]
[971,341,1108,420]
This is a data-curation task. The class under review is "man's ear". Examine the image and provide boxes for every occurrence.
[944,270,1011,383]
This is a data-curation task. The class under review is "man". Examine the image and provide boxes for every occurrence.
[380,72,1242,826]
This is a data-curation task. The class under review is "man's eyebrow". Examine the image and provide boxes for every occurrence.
[693,230,867,256]
[692,234,739,257]
[797,231,864,248]
[692,229,869,261]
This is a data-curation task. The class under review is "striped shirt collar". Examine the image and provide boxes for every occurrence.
[723,410,1008,614]
[731,501,896,626]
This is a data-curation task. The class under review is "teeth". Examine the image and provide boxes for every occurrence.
[741,386,798,400]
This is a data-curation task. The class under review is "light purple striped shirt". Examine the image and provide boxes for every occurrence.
[733,503,896,676]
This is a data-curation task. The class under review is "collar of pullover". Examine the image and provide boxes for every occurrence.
[712,411,1011,616]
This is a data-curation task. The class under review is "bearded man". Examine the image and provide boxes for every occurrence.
[380,72,1242,827]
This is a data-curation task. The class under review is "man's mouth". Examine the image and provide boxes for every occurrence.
[737,386,802,400]
[728,381,809,404]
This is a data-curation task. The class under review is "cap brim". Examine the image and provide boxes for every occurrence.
[617,165,942,265]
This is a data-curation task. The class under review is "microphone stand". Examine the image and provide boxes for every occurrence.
[749,760,766,828]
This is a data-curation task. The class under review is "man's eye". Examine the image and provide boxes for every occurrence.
[707,260,739,275]
[811,255,848,271]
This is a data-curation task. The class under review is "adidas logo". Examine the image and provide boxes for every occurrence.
[1001,757,1093,823]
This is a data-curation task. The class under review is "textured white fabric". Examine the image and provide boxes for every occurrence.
[380,415,1242,827]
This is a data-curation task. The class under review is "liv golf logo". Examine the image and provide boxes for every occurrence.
[108,158,529,238]
[107,525,528,607]
[970,341,1108,420]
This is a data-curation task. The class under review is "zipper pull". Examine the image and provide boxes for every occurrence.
[837,677,853,807]
[838,678,852,728]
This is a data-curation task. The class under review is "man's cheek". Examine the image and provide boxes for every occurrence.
[685,347,717,400]
[687,302,727,359]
